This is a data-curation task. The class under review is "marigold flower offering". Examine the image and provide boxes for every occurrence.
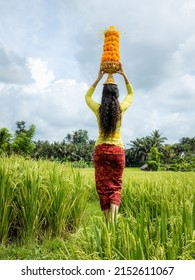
[101,26,120,74]
[101,26,120,62]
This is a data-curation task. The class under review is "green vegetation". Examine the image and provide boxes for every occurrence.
[0,121,195,170]
[0,156,194,260]
[0,121,194,259]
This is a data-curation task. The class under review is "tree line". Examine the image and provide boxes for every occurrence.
[0,121,195,171]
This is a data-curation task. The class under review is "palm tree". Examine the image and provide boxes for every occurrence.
[129,136,151,166]
[149,130,167,149]
[127,130,167,167]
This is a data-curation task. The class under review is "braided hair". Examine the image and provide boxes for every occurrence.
[99,84,121,139]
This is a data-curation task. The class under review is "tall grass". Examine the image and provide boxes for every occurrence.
[77,171,195,260]
[0,161,15,243]
[0,156,194,260]
[0,155,91,243]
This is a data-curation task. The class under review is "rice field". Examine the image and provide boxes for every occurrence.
[0,155,194,260]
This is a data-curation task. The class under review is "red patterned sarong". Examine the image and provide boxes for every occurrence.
[94,144,125,210]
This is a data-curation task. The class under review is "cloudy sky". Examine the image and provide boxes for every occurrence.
[0,0,195,146]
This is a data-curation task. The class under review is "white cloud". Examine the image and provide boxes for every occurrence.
[0,56,92,142]
[27,57,55,90]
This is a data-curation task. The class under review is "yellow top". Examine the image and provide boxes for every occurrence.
[85,83,134,148]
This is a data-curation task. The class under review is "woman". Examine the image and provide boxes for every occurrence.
[85,64,134,222]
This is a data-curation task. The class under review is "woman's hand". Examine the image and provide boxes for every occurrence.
[117,63,126,76]
[96,68,105,81]
[117,63,129,85]
[92,67,105,88]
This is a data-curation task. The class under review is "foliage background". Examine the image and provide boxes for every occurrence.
[1,121,194,171]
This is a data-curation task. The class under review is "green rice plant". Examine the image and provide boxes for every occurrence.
[80,215,145,260]
[0,156,91,243]
[45,164,73,236]
[69,170,195,260]
[120,171,195,260]
[115,217,143,259]
[46,166,91,236]
[0,161,15,243]
[15,168,50,241]
[69,169,91,229]
[0,157,194,260]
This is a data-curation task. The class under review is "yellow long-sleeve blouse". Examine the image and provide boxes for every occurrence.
[85,83,134,148]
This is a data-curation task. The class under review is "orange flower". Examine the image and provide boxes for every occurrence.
[101,26,120,63]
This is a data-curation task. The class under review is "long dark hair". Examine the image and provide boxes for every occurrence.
[99,84,121,138]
